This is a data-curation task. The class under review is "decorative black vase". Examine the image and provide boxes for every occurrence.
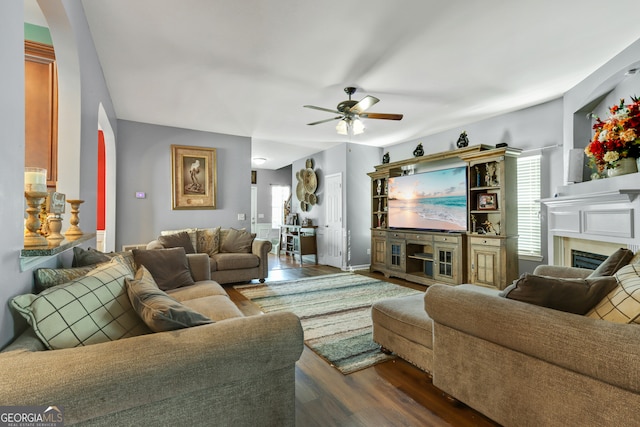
[413,143,424,157]
[382,152,390,164]
[456,131,469,148]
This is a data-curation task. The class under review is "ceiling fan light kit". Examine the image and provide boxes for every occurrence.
[305,87,403,135]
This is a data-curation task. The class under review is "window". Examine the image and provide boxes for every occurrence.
[271,185,290,229]
[517,155,542,258]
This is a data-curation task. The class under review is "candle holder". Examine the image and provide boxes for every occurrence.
[47,214,64,241]
[24,191,49,247]
[65,199,85,239]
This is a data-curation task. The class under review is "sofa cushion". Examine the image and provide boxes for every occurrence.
[180,295,245,321]
[10,257,149,350]
[126,266,213,332]
[161,228,198,252]
[499,273,618,314]
[372,293,433,349]
[167,281,228,302]
[132,248,195,291]
[220,228,254,253]
[196,227,221,256]
[212,253,260,271]
[158,231,196,254]
[587,263,640,324]
[33,265,97,293]
[588,247,634,278]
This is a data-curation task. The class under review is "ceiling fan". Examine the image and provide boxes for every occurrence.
[304,87,403,135]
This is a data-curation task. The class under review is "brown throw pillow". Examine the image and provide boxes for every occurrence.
[72,246,111,267]
[220,228,254,253]
[158,231,196,254]
[588,248,634,277]
[499,273,618,314]
[132,247,195,291]
[126,266,213,332]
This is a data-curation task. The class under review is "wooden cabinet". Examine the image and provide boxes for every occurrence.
[461,148,520,289]
[368,145,520,289]
[25,41,58,188]
[279,225,317,265]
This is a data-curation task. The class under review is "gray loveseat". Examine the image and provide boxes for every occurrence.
[1,254,303,426]
[147,228,272,284]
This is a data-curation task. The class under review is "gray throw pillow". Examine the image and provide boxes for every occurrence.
[588,248,634,278]
[126,266,213,332]
[72,246,111,267]
[220,228,254,253]
[33,265,97,293]
[499,273,618,314]
[132,247,195,291]
[157,231,196,254]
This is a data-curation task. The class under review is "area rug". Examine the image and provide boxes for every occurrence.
[234,273,422,374]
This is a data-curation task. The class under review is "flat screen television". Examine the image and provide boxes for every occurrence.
[388,166,467,231]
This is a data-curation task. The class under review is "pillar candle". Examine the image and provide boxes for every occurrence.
[25,167,47,192]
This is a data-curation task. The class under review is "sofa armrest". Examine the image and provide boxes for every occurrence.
[0,312,303,424]
[186,253,211,281]
[425,284,640,394]
[532,264,593,278]
[253,239,273,280]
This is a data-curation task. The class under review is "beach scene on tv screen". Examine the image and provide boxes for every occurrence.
[388,167,467,231]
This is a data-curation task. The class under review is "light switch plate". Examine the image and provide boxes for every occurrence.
[237,213,246,220]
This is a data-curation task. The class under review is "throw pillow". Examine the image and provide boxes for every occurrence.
[587,248,634,278]
[11,257,149,350]
[220,228,254,253]
[158,231,196,254]
[196,227,221,256]
[71,247,136,272]
[72,246,110,267]
[132,247,195,291]
[499,273,618,315]
[160,228,198,252]
[126,266,213,332]
[587,263,640,324]
[33,265,97,293]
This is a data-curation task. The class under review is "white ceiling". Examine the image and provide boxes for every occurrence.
[30,1,640,169]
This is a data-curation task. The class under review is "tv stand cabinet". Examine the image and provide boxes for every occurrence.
[368,145,520,289]
[372,230,466,286]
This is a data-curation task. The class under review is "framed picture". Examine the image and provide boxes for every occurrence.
[478,193,497,210]
[171,145,217,210]
[251,170,257,184]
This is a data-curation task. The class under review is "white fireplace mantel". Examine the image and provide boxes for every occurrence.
[540,172,640,264]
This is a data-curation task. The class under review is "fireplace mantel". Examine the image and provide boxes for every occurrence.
[540,172,640,264]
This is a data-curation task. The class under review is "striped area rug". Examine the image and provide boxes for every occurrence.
[234,273,422,374]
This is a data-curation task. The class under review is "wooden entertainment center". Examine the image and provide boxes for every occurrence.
[368,144,520,289]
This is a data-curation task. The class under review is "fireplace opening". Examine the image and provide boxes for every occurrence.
[571,250,608,270]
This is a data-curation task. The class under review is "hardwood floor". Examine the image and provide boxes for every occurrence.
[226,253,500,427]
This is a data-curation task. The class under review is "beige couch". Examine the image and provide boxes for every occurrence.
[147,228,272,284]
[1,254,303,426]
[425,265,640,427]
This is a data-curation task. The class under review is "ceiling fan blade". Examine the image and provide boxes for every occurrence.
[304,105,341,114]
[307,116,342,126]
[350,95,380,114]
[360,112,403,120]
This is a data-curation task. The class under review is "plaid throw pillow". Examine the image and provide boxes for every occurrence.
[587,263,640,324]
[12,256,149,350]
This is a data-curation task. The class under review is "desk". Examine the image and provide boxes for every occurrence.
[279,225,317,265]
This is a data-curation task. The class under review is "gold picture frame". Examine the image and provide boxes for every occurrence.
[171,145,217,210]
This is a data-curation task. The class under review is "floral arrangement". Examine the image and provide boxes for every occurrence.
[584,96,640,172]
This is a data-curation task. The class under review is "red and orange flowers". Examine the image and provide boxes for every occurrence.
[585,96,640,172]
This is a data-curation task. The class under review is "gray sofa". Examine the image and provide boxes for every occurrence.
[147,229,272,284]
[373,263,640,426]
[1,254,303,426]
[425,264,640,427]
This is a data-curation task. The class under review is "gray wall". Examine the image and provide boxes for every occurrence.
[0,0,117,347]
[116,120,253,249]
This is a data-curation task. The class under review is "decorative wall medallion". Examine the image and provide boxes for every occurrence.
[297,158,319,210]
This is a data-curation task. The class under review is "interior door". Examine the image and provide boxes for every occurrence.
[324,173,343,268]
